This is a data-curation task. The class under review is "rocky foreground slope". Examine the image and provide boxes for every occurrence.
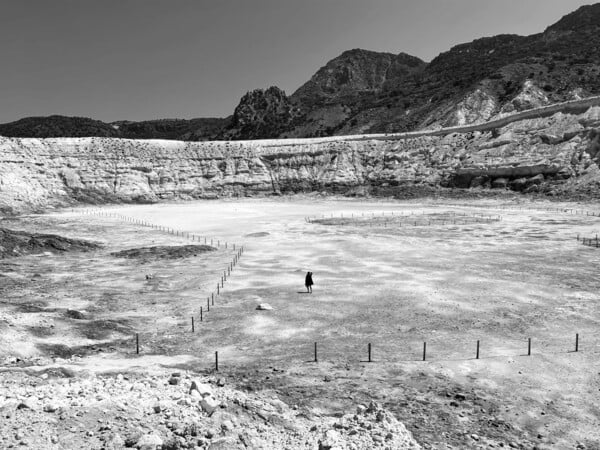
[0,367,420,449]
[1,100,600,213]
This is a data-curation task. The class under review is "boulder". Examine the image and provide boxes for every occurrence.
[200,396,221,415]
[256,303,273,311]
[65,309,86,320]
[509,177,528,191]
[42,403,58,413]
[104,433,125,450]
[469,175,490,188]
[491,177,509,189]
[189,380,213,397]
[526,173,545,186]
[207,437,244,450]
[319,429,343,450]
[136,433,163,450]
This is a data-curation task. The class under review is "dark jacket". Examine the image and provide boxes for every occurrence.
[305,272,313,286]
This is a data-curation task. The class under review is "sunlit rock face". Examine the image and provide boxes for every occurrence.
[1,105,600,213]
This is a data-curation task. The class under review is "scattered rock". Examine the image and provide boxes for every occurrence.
[492,178,509,189]
[256,303,273,311]
[65,309,86,320]
[42,403,57,413]
[136,432,163,450]
[200,396,221,415]
[189,380,213,397]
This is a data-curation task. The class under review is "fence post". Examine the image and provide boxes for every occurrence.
[192,316,195,332]
[368,343,372,362]
[212,293,214,304]
[575,333,579,352]
[476,340,480,359]
[422,342,426,361]
[314,342,318,363]
[200,307,203,322]
[528,338,531,356]
[136,333,139,355]
[207,298,210,312]
[215,351,219,372]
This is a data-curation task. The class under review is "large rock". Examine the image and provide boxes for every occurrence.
[199,396,220,415]
[189,380,213,397]
[136,433,163,450]
[491,178,509,189]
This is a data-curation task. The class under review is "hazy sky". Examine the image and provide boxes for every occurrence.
[0,0,596,123]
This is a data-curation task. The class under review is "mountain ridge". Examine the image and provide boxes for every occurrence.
[1,3,599,140]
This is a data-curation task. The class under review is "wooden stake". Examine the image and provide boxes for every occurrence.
[200,307,203,322]
[192,316,195,332]
[527,338,531,356]
[368,343,372,362]
[136,333,139,355]
[207,298,210,312]
[215,351,219,372]
[476,340,480,359]
[422,342,426,361]
[575,333,579,352]
[314,342,318,362]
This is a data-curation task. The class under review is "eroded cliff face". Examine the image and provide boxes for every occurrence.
[1,106,600,213]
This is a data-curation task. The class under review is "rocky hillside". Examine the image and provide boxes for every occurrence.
[0,116,120,139]
[114,118,229,141]
[0,117,229,141]
[1,4,599,140]
[1,101,600,213]
[252,3,600,138]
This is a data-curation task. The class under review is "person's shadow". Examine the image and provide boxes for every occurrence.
[297,291,310,294]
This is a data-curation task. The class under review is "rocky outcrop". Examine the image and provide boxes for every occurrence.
[0,228,99,258]
[1,105,600,212]
[222,87,300,140]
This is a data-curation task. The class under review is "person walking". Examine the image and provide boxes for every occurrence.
[305,271,313,293]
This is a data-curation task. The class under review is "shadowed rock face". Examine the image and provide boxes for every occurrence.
[1,106,600,212]
[222,87,301,140]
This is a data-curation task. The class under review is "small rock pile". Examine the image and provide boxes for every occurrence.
[317,401,421,450]
[0,368,421,449]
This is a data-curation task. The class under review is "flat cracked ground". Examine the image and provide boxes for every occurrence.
[2,197,600,449]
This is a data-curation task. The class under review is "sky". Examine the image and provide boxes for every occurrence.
[0,0,596,123]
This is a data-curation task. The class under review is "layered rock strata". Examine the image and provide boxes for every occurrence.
[1,104,600,212]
